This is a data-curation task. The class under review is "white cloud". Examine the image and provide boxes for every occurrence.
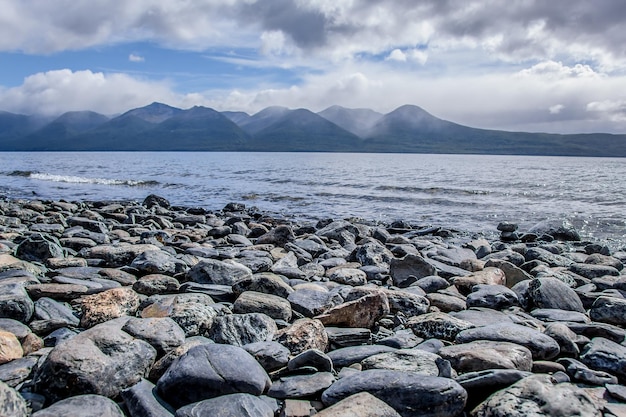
[386,49,406,62]
[549,104,564,114]
[0,69,177,116]
[129,53,145,62]
[587,100,626,122]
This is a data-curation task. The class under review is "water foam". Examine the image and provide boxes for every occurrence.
[28,172,158,187]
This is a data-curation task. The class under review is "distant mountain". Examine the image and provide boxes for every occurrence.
[249,108,361,151]
[318,105,383,137]
[1,103,626,156]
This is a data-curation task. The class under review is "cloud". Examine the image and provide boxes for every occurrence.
[129,53,145,62]
[0,69,177,115]
[549,104,564,114]
[587,100,626,122]
[386,49,406,62]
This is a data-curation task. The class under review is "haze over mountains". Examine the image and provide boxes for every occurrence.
[1,102,625,156]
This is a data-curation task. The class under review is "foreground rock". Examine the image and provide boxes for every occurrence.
[0,196,624,416]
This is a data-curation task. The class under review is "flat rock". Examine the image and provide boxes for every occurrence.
[130,250,185,276]
[439,340,533,373]
[268,372,335,399]
[156,343,271,408]
[469,374,601,417]
[580,337,626,381]
[132,274,180,295]
[451,268,505,295]
[0,355,39,387]
[80,244,161,268]
[570,262,620,279]
[590,296,626,326]
[530,308,590,323]
[326,327,371,348]
[233,291,292,322]
[361,349,442,376]
[288,288,343,318]
[175,393,275,417]
[314,392,400,417]
[243,341,290,372]
[456,323,560,360]
[466,284,519,310]
[120,379,175,417]
[326,345,397,368]
[186,258,252,286]
[121,317,185,356]
[0,283,34,322]
[232,273,294,298]
[316,293,389,329]
[322,369,467,417]
[450,308,513,327]
[389,254,436,287]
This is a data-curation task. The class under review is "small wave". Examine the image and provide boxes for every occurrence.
[7,170,34,177]
[28,173,159,187]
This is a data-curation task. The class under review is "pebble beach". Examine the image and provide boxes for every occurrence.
[1,194,626,416]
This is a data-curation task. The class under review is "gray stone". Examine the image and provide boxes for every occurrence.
[450,308,514,327]
[466,284,519,310]
[0,356,39,387]
[529,308,590,323]
[580,337,626,381]
[16,233,64,262]
[328,268,367,286]
[361,349,442,376]
[326,327,371,348]
[80,244,161,268]
[524,247,573,268]
[122,317,185,356]
[469,374,601,417]
[570,262,620,279]
[407,312,475,341]
[232,273,294,298]
[389,254,436,287]
[456,323,560,360]
[378,329,423,349]
[314,392,401,417]
[557,357,618,385]
[527,219,581,241]
[590,296,626,326]
[242,341,290,372]
[0,283,34,323]
[414,275,450,293]
[316,293,389,329]
[233,291,292,321]
[456,369,532,410]
[148,336,212,381]
[0,380,28,417]
[187,258,252,286]
[268,372,335,399]
[426,292,467,312]
[32,321,157,402]
[132,274,180,295]
[322,369,467,417]
[32,394,125,417]
[439,340,533,373]
[156,343,271,408]
[275,318,328,355]
[288,349,333,372]
[120,379,175,417]
[175,393,274,417]
[544,322,586,357]
[326,345,397,368]
[209,313,277,346]
[527,277,585,312]
[34,297,80,327]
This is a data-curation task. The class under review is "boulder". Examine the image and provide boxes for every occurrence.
[187,259,252,285]
[268,372,335,399]
[79,287,140,328]
[438,340,533,373]
[580,337,626,381]
[589,296,626,326]
[0,283,34,323]
[156,343,271,408]
[16,233,64,262]
[314,392,400,417]
[465,284,519,310]
[0,380,28,417]
[451,268,505,295]
[120,379,175,417]
[233,291,292,322]
[0,331,23,364]
[243,341,290,372]
[121,317,185,356]
[361,349,442,376]
[316,293,389,329]
[407,312,475,341]
[322,369,467,417]
[527,277,584,312]
[275,318,329,355]
[389,254,436,287]
[32,394,125,417]
[209,313,277,346]
[175,393,275,417]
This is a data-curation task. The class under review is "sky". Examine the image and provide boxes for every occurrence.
[1,0,626,134]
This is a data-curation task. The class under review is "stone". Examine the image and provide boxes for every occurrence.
[527,219,581,241]
[288,349,333,372]
[130,250,185,276]
[389,254,436,287]
[32,394,125,417]
[439,340,532,373]
[256,225,296,246]
[326,327,371,348]
[288,288,343,318]
[187,258,252,285]
[590,296,626,326]
[34,297,80,327]
[27,283,90,301]
[232,273,294,298]
[451,267,506,295]
[558,357,618,385]
[275,318,329,355]
[570,262,620,279]
[132,274,180,295]
[407,312,475,341]
[0,331,23,364]
[527,277,585,312]
[148,336,212,381]
[484,259,533,287]
[426,292,467,312]
[456,369,533,410]
[314,392,400,417]
[378,329,423,349]
[470,374,601,417]
[16,233,64,262]
[327,345,397,368]
[524,247,573,268]
[268,372,335,399]
[0,283,34,322]
[209,313,277,346]
[156,343,271,408]
[142,295,218,337]
[175,393,275,417]
[121,317,185,356]
[322,369,467,417]
[233,291,292,321]
[361,349,442,376]
[529,308,590,323]
[80,244,161,268]
[315,293,389,329]
[456,323,560,360]
[580,337,626,381]
[466,284,519,310]
[450,307,513,327]
[121,379,174,417]
[0,355,38,387]
[384,289,430,316]
[543,322,585,357]
[0,380,28,417]
[243,341,290,372]
[79,287,140,328]
[32,321,157,402]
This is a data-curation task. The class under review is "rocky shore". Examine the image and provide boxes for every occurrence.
[0,194,625,416]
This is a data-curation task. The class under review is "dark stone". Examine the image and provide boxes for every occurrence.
[450,308,513,327]
[529,308,590,323]
[456,369,532,410]
[208,313,277,346]
[175,393,274,417]
[32,394,125,417]
[580,337,626,382]
[570,263,620,279]
[322,369,467,417]
[414,276,449,293]
[589,296,626,326]
[558,357,618,385]
[242,341,290,372]
[325,327,371,348]
[268,372,335,399]
[156,343,271,408]
[288,288,343,318]
[0,380,28,417]
[389,254,436,287]
[143,195,170,209]
[0,356,39,387]
[186,259,252,286]
[122,317,185,357]
[0,283,34,323]
[288,349,333,373]
[527,219,581,241]
[120,379,175,417]
[466,284,519,310]
[326,345,397,368]
[32,320,157,402]
[34,297,80,327]
[16,233,64,262]
[527,277,585,312]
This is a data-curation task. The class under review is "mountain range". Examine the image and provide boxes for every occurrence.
[1,102,625,156]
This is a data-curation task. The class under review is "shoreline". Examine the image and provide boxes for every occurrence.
[0,195,625,416]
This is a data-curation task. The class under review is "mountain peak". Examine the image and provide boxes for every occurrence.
[121,102,183,123]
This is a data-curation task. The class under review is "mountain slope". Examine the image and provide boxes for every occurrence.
[239,106,291,135]
[121,102,182,123]
[249,108,362,151]
[318,105,383,137]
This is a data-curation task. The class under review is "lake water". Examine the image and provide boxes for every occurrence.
[1,152,625,248]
